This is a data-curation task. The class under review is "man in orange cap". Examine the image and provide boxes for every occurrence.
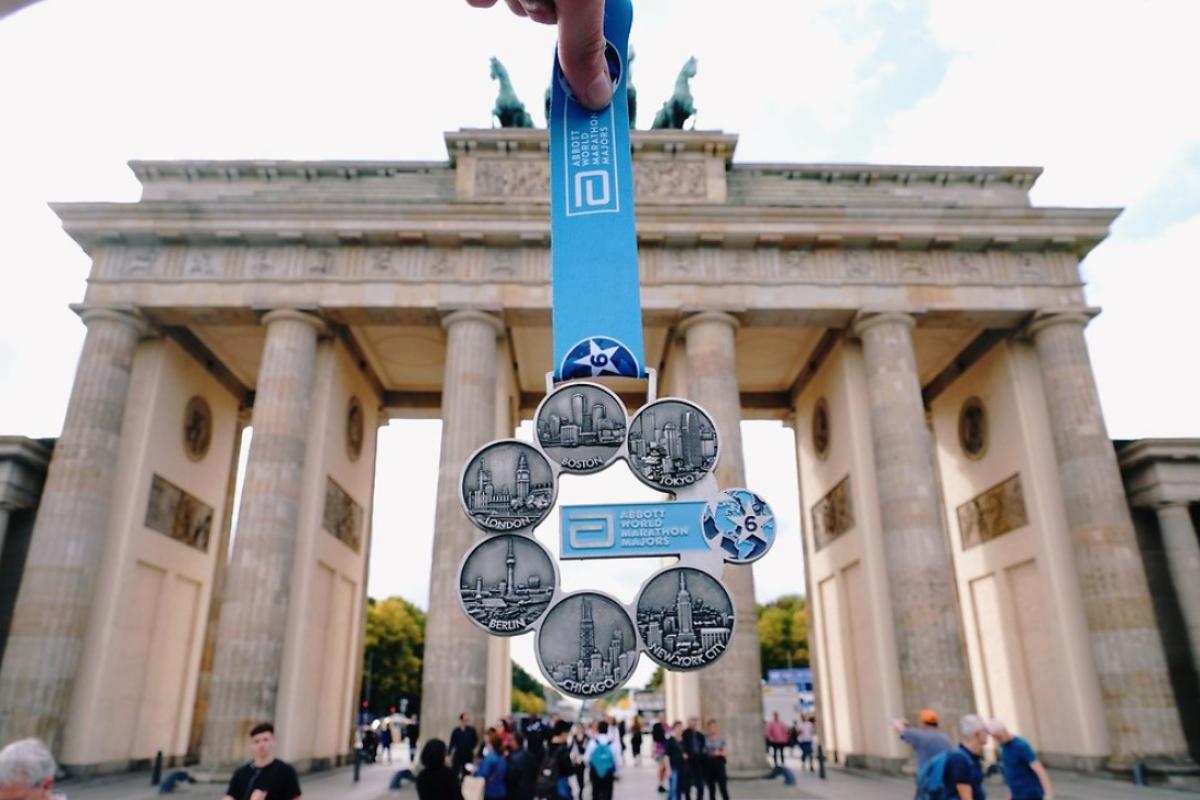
[893,708,952,795]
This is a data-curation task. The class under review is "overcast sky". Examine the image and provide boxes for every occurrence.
[2,0,1197,690]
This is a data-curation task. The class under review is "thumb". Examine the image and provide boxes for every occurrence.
[555,0,611,110]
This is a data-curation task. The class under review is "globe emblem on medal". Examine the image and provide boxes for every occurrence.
[626,399,719,492]
[461,440,557,532]
[536,592,639,699]
[702,489,775,563]
[560,336,640,380]
[535,382,627,474]
[635,567,734,671]
[458,534,557,636]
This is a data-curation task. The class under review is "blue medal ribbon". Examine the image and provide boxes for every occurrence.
[548,0,645,381]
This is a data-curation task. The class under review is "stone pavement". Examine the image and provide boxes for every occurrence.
[51,750,1197,799]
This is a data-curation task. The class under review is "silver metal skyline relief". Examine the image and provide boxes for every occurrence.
[536,592,640,699]
[535,382,628,474]
[626,399,719,492]
[458,534,556,635]
[635,567,734,671]
[461,440,557,532]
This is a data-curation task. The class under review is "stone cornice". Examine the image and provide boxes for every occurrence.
[732,162,1041,190]
[53,201,1120,256]
[444,128,740,164]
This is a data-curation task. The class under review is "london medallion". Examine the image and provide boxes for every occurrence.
[461,440,557,533]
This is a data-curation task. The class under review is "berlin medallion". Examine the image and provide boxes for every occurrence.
[535,382,627,474]
[625,399,719,491]
[461,440,557,533]
[635,567,734,671]
[536,592,639,698]
[458,534,557,635]
[702,488,776,563]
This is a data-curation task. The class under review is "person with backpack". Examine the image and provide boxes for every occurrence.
[987,719,1054,800]
[535,720,574,800]
[895,708,952,797]
[915,714,988,800]
[584,719,619,800]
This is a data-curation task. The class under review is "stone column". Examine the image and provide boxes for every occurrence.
[0,307,146,749]
[851,312,973,731]
[420,310,504,748]
[1029,311,1187,762]
[200,309,325,768]
[676,311,765,775]
[1155,503,1200,679]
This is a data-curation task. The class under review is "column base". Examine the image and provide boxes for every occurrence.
[726,765,774,780]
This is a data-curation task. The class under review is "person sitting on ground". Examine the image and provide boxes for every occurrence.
[0,738,62,800]
[987,719,1054,800]
[943,714,989,800]
[416,739,463,800]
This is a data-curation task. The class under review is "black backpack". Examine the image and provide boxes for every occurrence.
[534,748,561,798]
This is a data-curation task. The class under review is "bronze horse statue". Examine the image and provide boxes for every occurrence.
[490,57,534,128]
[651,56,697,130]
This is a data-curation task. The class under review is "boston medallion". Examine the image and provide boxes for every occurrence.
[535,381,627,474]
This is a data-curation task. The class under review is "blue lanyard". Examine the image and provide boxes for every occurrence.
[548,0,645,381]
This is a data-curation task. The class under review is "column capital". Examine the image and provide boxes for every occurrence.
[676,310,740,337]
[71,304,149,337]
[1024,307,1099,338]
[440,308,505,337]
[260,308,328,336]
[850,310,915,339]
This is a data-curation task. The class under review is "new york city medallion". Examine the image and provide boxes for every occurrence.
[461,440,557,533]
[702,489,776,563]
[458,534,557,635]
[536,592,639,698]
[535,382,628,474]
[625,399,719,491]
[635,567,734,671]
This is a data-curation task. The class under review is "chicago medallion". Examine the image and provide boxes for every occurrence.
[537,592,639,698]
[635,567,734,670]
[461,440,557,532]
[458,534,557,635]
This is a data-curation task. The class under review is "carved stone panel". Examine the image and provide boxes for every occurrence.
[633,161,707,202]
[323,476,363,553]
[145,474,213,551]
[956,473,1028,549]
[474,159,550,201]
[811,476,854,551]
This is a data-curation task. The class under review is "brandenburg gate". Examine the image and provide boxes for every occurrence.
[0,128,1192,775]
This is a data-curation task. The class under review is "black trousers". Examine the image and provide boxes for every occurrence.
[704,758,729,800]
[770,743,786,766]
[589,768,613,800]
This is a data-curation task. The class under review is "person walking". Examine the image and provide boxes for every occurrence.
[379,723,394,764]
[569,723,588,798]
[681,718,706,799]
[630,716,644,765]
[417,739,463,800]
[506,733,538,800]
[477,732,509,800]
[584,720,619,800]
[765,712,789,768]
[651,718,668,793]
[535,721,574,800]
[406,715,420,764]
[449,713,480,784]
[894,707,952,797]
[222,722,301,800]
[987,719,1054,800]
[943,714,989,800]
[663,722,686,800]
[702,719,730,800]
[797,715,815,772]
[0,738,62,800]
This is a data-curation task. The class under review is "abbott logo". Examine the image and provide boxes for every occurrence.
[572,170,610,209]
[567,511,615,549]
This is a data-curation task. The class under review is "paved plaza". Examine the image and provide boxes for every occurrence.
[53,750,1196,799]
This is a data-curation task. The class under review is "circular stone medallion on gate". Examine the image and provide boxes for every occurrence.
[625,399,719,492]
[534,382,628,474]
[702,488,776,564]
[635,567,734,671]
[535,591,639,698]
[457,534,557,636]
[461,440,557,533]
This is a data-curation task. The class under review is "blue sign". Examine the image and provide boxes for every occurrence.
[559,501,709,560]
[548,0,645,380]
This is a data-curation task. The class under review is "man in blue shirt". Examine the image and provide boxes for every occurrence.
[944,714,988,800]
[987,719,1054,800]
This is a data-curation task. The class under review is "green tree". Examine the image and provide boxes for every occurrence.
[361,596,426,715]
[512,661,546,714]
[757,594,809,676]
[645,666,664,690]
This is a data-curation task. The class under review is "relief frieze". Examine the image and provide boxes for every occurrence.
[956,472,1028,550]
[144,473,213,552]
[470,157,708,203]
[811,475,854,552]
[323,476,363,553]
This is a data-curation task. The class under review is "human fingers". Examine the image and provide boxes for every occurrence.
[518,0,558,24]
[465,0,500,7]
[503,0,528,16]
[555,0,611,109]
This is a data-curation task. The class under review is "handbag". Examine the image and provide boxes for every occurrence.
[462,774,486,800]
